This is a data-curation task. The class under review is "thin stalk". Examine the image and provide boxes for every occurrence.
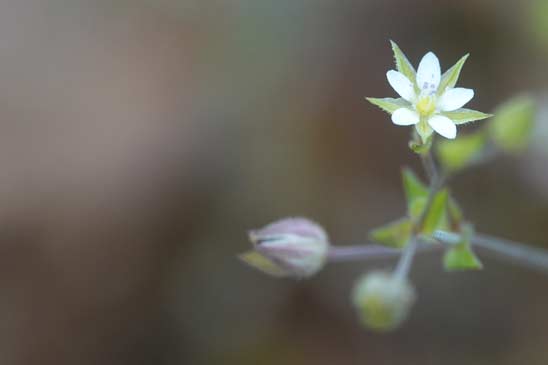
[434,230,548,274]
[327,242,438,263]
[393,148,445,278]
[415,149,446,233]
[393,239,418,280]
[327,245,402,262]
[420,149,438,182]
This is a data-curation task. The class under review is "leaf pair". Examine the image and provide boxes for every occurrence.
[369,169,482,271]
[369,169,449,248]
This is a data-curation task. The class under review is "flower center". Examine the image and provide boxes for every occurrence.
[416,96,436,117]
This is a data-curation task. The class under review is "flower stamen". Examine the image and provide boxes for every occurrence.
[416,95,436,117]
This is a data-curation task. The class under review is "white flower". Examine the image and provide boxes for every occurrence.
[367,41,492,141]
[386,52,472,139]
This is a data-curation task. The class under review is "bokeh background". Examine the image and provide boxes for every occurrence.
[0,0,547,364]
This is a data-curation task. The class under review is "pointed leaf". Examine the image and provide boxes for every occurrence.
[489,95,536,153]
[390,40,416,83]
[443,243,483,271]
[443,224,482,271]
[409,197,427,222]
[447,195,464,225]
[421,189,449,235]
[443,108,493,125]
[238,251,288,277]
[402,168,428,219]
[369,218,412,248]
[366,97,409,114]
[437,54,469,95]
[436,131,486,172]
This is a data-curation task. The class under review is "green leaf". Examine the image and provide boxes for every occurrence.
[421,189,449,235]
[489,95,536,153]
[447,195,464,224]
[443,243,483,271]
[390,40,416,83]
[436,131,486,172]
[437,54,469,96]
[409,197,427,222]
[402,168,428,200]
[369,218,412,248]
[238,251,288,277]
[402,168,428,220]
[443,224,482,271]
[366,97,409,114]
[443,108,493,125]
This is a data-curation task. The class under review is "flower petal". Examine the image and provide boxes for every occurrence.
[416,52,441,94]
[392,108,420,126]
[428,115,457,139]
[438,88,474,111]
[386,70,415,102]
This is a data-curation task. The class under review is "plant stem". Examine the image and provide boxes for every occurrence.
[393,147,445,279]
[327,245,402,262]
[415,150,445,232]
[434,230,548,274]
[420,149,438,182]
[327,242,437,263]
[393,238,418,280]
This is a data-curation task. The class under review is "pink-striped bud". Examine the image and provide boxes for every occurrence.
[239,217,330,278]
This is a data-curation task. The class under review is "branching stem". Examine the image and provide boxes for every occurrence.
[393,238,418,280]
[394,146,444,279]
[434,230,548,274]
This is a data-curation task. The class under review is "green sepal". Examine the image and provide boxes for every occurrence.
[409,133,432,154]
[489,95,536,153]
[437,54,469,96]
[443,224,482,271]
[366,97,409,114]
[238,251,288,277]
[369,218,412,248]
[442,108,493,125]
[415,119,434,143]
[421,189,450,235]
[436,131,486,172]
[389,40,416,83]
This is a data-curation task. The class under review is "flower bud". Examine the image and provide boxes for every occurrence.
[239,217,330,278]
[352,271,416,332]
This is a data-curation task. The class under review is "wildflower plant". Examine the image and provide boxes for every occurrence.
[239,41,548,332]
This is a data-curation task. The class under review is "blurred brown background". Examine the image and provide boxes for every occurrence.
[0,0,547,364]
